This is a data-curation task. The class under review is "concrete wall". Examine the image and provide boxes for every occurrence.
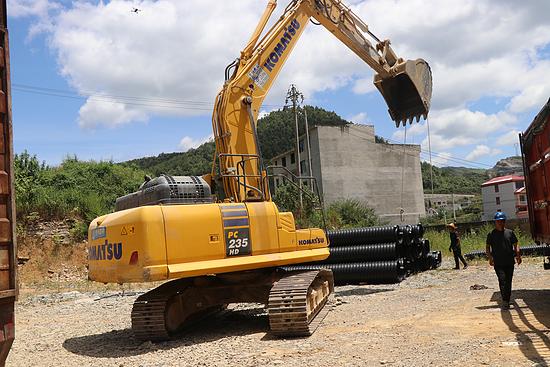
[481,182,518,220]
[314,125,425,224]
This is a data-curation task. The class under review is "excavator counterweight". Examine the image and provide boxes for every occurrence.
[375,59,432,127]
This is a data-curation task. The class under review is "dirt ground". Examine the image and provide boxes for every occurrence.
[7,259,550,367]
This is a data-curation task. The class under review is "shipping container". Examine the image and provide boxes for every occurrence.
[0,0,16,364]
[520,98,550,268]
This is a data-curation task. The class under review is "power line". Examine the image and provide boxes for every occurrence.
[12,83,286,111]
[384,135,494,168]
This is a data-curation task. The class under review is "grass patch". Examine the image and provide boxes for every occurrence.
[425,224,533,258]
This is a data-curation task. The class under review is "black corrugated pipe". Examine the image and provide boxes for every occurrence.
[322,243,398,263]
[410,223,425,238]
[429,251,442,269]
[421,239,430,257]
[282,260,406,285]
[326,224,425,247]
[327,226,401,246]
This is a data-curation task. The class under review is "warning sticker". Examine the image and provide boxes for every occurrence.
[121,226,135,236]
[248,64,269,89]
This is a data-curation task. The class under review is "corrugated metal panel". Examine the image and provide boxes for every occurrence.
[521,99,550,243]
[0,0,16,363]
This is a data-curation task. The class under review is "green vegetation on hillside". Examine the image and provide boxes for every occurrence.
[15,151,146,239]
[124,141,215,177]
[257,105,348,160]
[421,162,489,195]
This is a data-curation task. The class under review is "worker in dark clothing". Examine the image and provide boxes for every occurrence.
[486,212,522,310]
[447,223,468,269]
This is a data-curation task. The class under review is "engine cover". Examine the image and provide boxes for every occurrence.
[115,175,213,211]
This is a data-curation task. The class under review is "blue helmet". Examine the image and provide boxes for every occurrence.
[494,211,507,221]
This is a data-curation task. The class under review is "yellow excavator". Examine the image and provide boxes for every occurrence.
[88,0,432,340]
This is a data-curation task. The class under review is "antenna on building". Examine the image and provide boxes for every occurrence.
[285,84,304,211]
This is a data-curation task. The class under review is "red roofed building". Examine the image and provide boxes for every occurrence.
[481,175,525,220]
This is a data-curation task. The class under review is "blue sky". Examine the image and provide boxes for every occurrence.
[8,0,550,169]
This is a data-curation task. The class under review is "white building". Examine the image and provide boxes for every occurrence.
[424,194,476,214]
[481,175,524,220]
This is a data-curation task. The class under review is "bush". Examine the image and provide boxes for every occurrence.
[273,182,381,229]
[325,199,382,229]
[14,153,147,240]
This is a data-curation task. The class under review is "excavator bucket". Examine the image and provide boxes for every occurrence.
[374,59,432,127]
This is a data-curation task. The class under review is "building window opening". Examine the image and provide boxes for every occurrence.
[494,185,499,193]
[291,153,296,164]
[282,157,287,167]
[496,197,501,205]
[515,181,525,190]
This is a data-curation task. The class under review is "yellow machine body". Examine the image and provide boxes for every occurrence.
[86,0,432,340]
[88,202,328,284]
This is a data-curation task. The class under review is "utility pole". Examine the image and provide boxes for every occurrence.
[304,106,313,190]
[285,84,304,210]
[452,193,456,222]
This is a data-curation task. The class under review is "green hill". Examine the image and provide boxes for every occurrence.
[125,106,349,176]
[421,162,489,195]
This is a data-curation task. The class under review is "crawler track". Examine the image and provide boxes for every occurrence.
[131,295,171,341]
[268,269,334,336]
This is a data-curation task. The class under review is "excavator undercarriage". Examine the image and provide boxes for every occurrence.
[131,269,334,341]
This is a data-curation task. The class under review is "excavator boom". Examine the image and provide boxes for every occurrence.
[214,0,433,202]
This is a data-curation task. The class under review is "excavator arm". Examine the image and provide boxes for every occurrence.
[212,0,432,203]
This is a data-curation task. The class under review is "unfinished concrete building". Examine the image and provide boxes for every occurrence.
[271,124,425,224]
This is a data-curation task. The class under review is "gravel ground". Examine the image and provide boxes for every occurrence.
[7,260,550,367]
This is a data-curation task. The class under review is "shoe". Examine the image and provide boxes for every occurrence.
[453,267,460,270]
[463,264,469,269]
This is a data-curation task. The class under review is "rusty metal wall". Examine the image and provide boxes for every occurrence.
[0,0,16,364]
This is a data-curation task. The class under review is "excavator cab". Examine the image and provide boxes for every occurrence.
[374,59,432,127]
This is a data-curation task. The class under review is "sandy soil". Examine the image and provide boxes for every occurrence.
[7,260,550,367]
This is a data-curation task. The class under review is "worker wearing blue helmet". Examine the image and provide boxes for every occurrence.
[485,211,522,310]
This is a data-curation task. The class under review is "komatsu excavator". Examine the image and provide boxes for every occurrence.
[88,0,432,341]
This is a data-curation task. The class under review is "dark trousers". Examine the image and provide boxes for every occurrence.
[452,248,467,268]
[494,265,514,302]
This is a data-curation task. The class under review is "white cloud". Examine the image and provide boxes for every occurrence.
[391,122,427,142]
[419,108,516,151]
[8,0,61,38]
[8,0,59,18]
[496,130,521,146]
[178,134,213,152]
[348,112,369,124]
[465,145,502,161]
[424,152,452,167]
[78,97,148,128]
[352,77,375,94]
[11,0,550,158]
